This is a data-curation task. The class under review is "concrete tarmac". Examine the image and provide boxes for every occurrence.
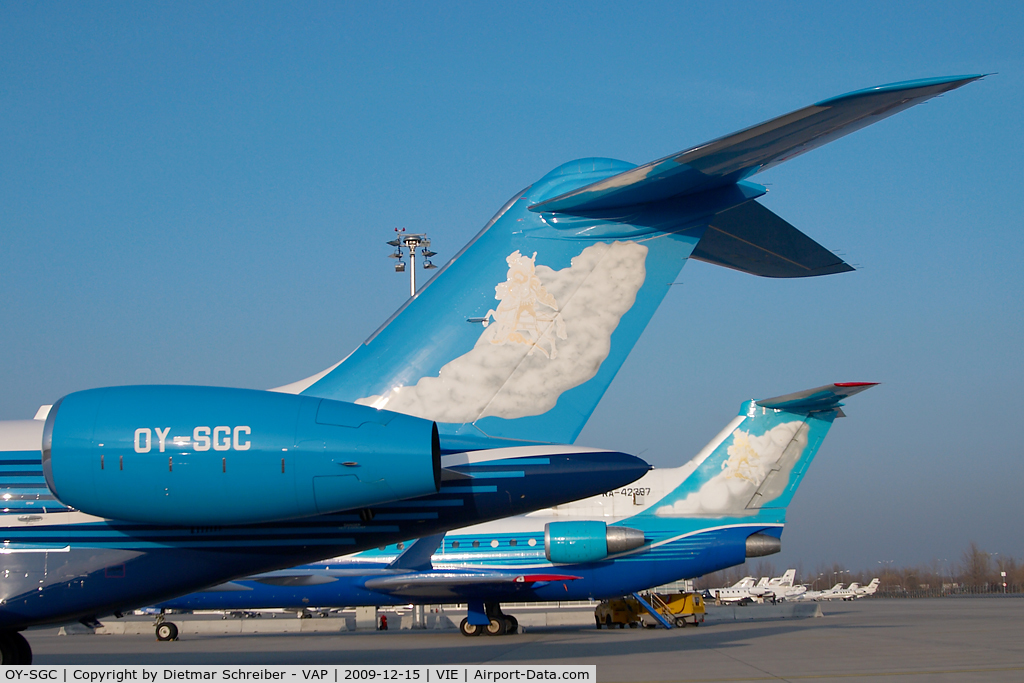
[25,599,1024,681]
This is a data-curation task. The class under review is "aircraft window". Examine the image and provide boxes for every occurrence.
[451,541,460,549]
[528,538,537,547]
[509,539,517,546]
[472,540,480,548]
[490,540,499,548]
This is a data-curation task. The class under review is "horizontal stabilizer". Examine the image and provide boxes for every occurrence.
[757,382,877,413]
[691,201,853,278]
[529,75,983,213]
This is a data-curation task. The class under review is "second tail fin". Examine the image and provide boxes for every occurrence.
[646,383,875,518]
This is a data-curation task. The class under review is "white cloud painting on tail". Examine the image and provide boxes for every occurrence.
[656,421,808,516]
[357,241,648,422]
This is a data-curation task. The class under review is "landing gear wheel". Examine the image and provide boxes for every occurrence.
[156,622,178,641]
[0,632,31,664]
[12,633,30,664]
[504,616,518,634]
[485,617,507,636]
[459,618,482,637]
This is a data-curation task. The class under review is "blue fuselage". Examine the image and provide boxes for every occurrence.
[0,434,646,629]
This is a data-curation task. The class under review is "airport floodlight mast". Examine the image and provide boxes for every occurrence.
[387,228,438,297]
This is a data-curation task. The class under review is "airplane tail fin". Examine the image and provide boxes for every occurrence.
[272,77,975,444]
[644,383,876,518]
[778,569,796,587]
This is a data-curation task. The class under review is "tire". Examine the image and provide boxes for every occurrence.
[155,622,178,641]
[459,618,482,637]
[595,616,602,629]
[0,632,28,664]
[485,617,507,636]
[12,633,31,664]
[605,615,613,628]
[674,617,687,628]
[505,616,518,634]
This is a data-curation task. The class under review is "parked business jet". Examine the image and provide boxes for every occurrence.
[747,570,805,601]
[802,583,846,601]
[162,382,871,635]
[712,576,768,604]
[0,75,980,662]
[835,579,881,600]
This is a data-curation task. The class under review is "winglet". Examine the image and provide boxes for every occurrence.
[387,533,445,571]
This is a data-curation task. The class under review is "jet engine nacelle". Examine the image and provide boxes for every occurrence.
[544,520,645,564]
[42,386,440,525]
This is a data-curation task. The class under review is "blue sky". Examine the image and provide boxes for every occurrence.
[2,1,1022,570]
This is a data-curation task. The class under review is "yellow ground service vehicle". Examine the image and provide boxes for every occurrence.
[594,597,643,628]
[641,591,705,628]
[595,591,705,629]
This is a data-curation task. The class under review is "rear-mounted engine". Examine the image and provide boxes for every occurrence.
[544,520,645,563]
[42,385,440,525]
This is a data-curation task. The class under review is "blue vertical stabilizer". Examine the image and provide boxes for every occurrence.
[276,76,979,445]
[293,160,719,444]
[636,383,876,523]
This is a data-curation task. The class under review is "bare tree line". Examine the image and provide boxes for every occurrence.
[694,542,1023,595]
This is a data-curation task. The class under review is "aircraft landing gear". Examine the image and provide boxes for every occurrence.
[459,602,518,637]
[459,618,482,637]
[0,631,32,664]
[154,612,178,641]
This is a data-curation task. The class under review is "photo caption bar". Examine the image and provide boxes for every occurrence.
[1,666,595,683]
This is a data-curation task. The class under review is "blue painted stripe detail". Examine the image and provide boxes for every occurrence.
[465,471,524,479]
[384,500,464,508]
[18,539,362,550]
[372,513,439,521]
[439,486,497,493]
[0,473,45,478]
[0,526,403,541]
[469,458,550,467]
[0,464,43,470]
[0,452,42,460]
